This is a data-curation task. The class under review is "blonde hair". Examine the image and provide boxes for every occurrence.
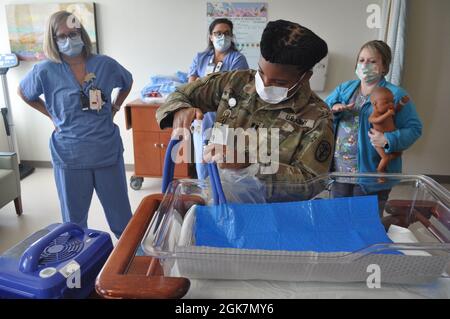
[356,40,392,75]
[43,11,92,63]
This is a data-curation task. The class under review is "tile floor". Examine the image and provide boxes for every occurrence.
[0,168,162,253]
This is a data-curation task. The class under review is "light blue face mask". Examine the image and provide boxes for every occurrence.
[57,35,84,57]
[355,63,381,84]
[213,35,232,53]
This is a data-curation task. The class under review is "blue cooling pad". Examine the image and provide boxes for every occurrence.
[195,196,393,253]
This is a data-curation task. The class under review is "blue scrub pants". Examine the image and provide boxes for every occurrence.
[53,155,132,239]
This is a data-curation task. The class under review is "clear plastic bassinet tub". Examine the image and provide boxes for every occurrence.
[141,173,450,286]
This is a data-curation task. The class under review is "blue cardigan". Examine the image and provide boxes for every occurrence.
[325,78,422,174]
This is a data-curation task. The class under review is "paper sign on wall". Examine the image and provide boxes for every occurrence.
[207,2,268,70]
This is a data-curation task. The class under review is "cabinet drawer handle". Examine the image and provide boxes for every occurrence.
[154,143,160,148]
[160,143,166,148]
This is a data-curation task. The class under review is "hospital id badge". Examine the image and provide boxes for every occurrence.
[210,122,229,145]
[205,64,215,76]
[89,89,104,111]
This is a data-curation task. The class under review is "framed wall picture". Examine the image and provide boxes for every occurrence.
[5,2,98,61]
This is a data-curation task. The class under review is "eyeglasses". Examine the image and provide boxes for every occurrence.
[212,31,232,37]
[54,30,80,42]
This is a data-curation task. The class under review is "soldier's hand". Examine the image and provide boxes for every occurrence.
[331,102,355,113]
[203,143,251,170]
[172,107,203,139]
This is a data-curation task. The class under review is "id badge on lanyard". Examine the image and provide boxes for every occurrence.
[205,56,223,76]
[214,61,223,73]
[205,63,215,76]
[80,72,105,112]
[89,88,104,111]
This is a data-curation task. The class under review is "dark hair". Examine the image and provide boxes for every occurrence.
[356,40,392,75]
[206,18,237,52]
[260,20,328,72]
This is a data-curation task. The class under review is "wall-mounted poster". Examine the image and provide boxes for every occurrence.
[207,2,268,70]
[5,3,98,61]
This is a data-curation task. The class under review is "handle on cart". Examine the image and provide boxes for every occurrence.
[95,193,192,299]
[206,164,219,205]
[208,162,227,205]
[162,138,227,205]
[161,139,181,194]
[19,223,84,273]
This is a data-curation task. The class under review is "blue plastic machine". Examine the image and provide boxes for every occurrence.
[0,223,113,299]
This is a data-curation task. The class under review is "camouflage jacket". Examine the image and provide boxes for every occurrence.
[156,70,334,184]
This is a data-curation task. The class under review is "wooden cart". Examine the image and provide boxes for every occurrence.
[95,193,203,299]
[124,99,193,190]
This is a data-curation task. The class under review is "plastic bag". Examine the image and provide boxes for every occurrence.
[217,164,267,204]
[215,164,328,204]
[140,72,188,100]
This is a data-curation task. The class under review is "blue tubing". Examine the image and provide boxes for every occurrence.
[208,162,227,205]
[162,139,181,193]
[163,139,227,205]
[207,163,219,205]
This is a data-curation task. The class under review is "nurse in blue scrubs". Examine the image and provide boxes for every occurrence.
[189,18,249,179]
[18,11,132,238]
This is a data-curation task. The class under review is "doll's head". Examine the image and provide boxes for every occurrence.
[370,87,394,113]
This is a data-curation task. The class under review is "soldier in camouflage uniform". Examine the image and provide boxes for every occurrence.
[157,20,334,187]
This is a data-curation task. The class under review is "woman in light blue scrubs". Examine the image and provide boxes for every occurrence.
[188,18,249,82]
[189,18,249,179]
[18,11,132,238]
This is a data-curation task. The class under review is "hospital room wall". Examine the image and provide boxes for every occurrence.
[1,0,447,176]
[0,0,380,165]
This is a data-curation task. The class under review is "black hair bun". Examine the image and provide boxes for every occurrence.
[261,20,328,70]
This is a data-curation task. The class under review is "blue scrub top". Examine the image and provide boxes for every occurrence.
[188,49,249,78]
[188,49,248,179]
[20,54,133,169]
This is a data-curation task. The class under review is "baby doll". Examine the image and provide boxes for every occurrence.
[369,87,409,173]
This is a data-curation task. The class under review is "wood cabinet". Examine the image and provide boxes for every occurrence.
[124,99,192,190]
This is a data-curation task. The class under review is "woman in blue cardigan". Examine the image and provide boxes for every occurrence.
[325,40,422,217]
